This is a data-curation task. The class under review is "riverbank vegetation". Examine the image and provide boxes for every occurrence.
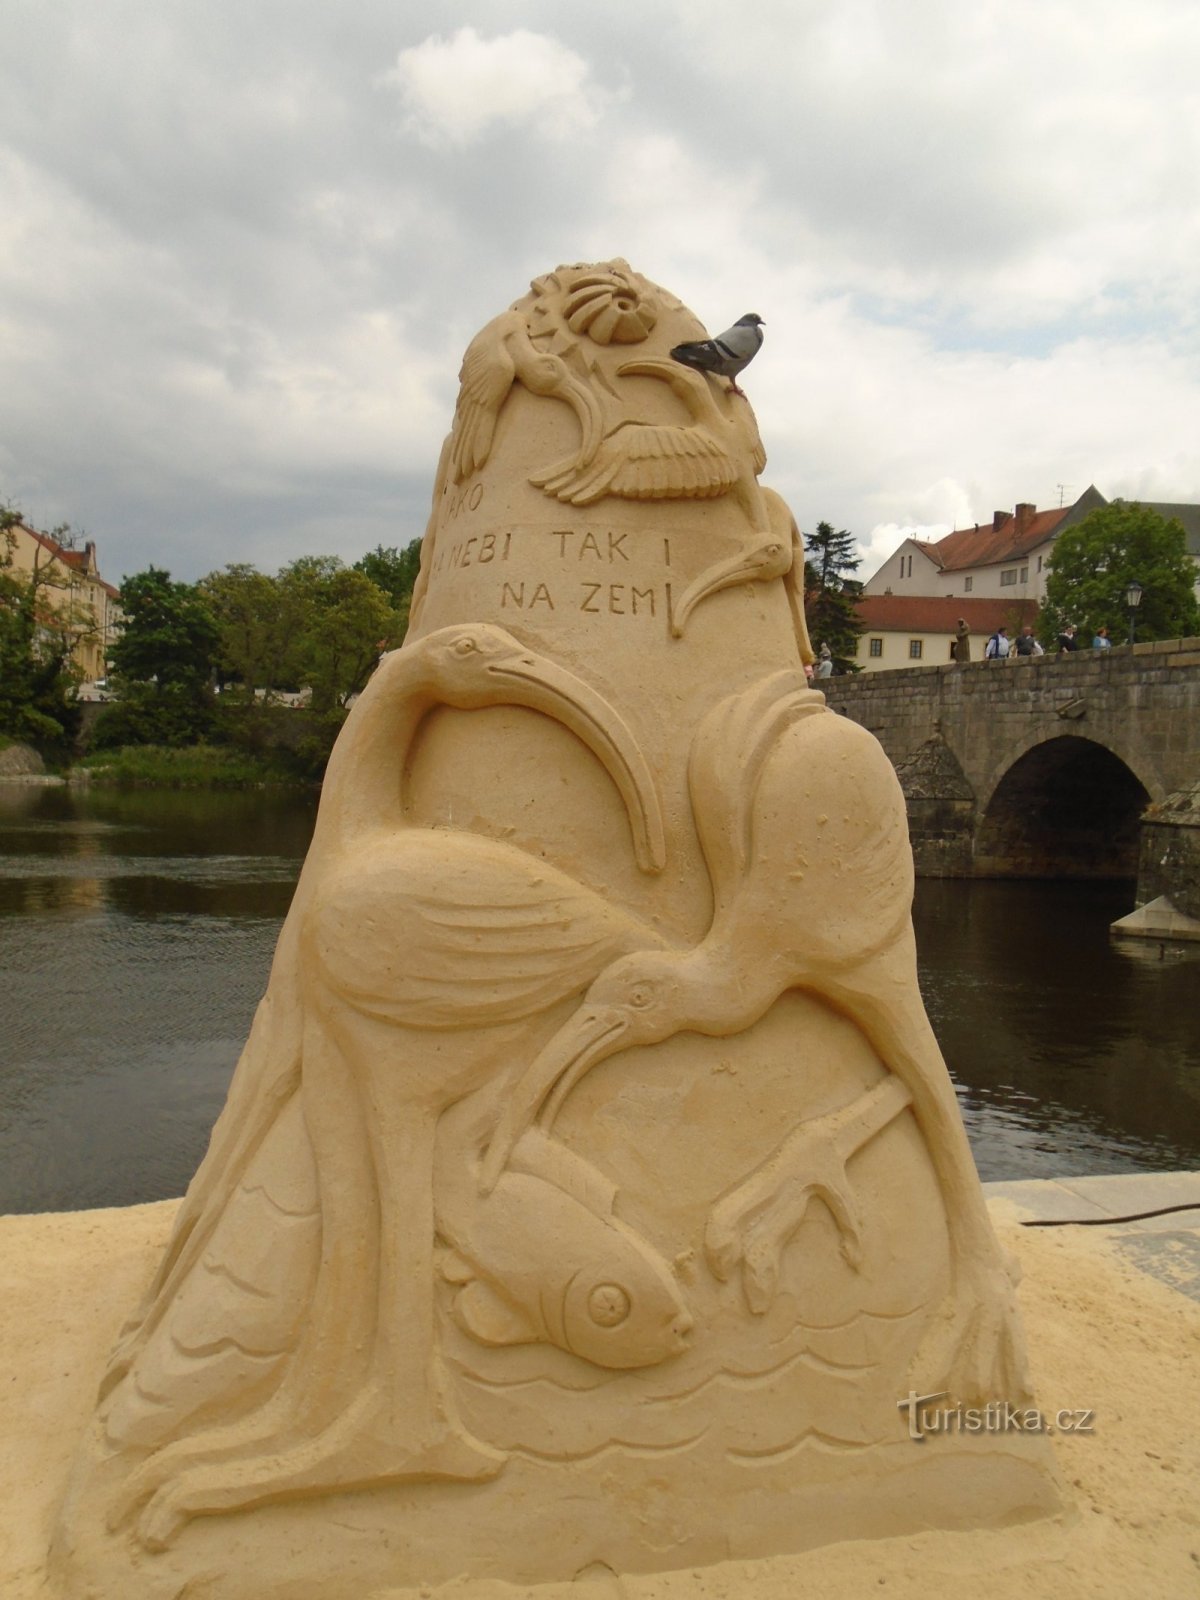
[76,743,303,789]
[0,531,424,785]
[86,545,421,782]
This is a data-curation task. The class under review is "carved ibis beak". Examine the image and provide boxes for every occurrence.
[486,651,666,874]
[480,1005,631,1194]
[670,538,791,639]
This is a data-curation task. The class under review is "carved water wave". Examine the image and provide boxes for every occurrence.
[1,782,1197,1215]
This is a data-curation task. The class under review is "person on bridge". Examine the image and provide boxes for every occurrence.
[984,626,1011,660]
[1014,626,1042,658]
[1057,624,1078,656]
[1093,626,1112,651]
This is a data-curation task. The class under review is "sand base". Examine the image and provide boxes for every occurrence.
[2,1197,1196,1599]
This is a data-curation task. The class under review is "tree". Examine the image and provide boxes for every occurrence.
[277,557,402,713]
[1041,502,1200,646]
[96,567,221,747]
[0,505,84,746]
[803,520,864,672]
[200,563,288,698]
[354,540,423,636]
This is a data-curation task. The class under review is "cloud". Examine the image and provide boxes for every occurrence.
[1,1,1198,588]
[382,27,615,148]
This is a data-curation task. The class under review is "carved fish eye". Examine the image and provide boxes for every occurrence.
[588,1283,631,1328]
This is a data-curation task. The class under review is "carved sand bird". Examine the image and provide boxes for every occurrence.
[529,353,766,519]
[106,625,678,1550]
[448,308,604,486]
[484,671,1025,1404]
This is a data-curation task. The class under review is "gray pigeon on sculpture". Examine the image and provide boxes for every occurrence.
[670,313,764,396]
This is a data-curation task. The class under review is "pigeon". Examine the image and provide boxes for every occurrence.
[670,313,764,396]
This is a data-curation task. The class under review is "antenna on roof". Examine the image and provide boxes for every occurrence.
[1056,483,1072,508]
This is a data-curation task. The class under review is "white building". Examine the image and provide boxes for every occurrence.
[863,486,1200,609]
[852,594,1038,672]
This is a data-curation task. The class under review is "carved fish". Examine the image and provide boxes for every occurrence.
[438,1130,692,1370]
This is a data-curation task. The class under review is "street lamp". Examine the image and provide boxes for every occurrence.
[1124,580,1144,646]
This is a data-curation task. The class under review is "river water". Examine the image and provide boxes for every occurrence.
[2,782,1197,1214]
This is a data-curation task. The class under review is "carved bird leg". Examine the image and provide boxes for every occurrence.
[818,950,1029,1405]
[705,1076,913,1313]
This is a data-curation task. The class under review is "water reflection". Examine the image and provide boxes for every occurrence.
[912,879,1200,1180]
[0,782,1196,1213]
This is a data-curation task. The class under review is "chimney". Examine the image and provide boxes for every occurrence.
[1015,503,1035,535]
[992,510,1012,533]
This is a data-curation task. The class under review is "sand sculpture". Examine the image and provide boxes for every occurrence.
[53,262,1059,1597]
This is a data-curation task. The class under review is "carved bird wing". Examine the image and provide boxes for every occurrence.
[313,832,662,1030]
[530,423,738,505]
[451,311,604,486]
[448,311,523,483]
[749,710,915,969]
[688,672,825,910]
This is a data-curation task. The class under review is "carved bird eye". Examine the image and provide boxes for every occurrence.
[588,1283,631,1327]
[627,985,655,1010]
[452,636,478,656]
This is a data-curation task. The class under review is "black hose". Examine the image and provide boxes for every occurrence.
[1019,1201,1200,1228]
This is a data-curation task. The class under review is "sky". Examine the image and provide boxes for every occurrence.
[3,0,1198,588]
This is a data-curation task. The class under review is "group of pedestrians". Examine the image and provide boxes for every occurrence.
[1049,623,1114,655]
[954,620,1116,663]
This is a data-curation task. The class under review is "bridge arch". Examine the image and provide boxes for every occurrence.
[973,733,1151,880]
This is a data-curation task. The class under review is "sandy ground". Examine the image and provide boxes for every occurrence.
[1,1197,1197,1600]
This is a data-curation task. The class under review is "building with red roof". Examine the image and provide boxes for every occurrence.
[852,594,1039,671]
[856,485,1200,670]
[4,522,122,681]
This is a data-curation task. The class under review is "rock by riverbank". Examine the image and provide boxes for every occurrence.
[2,1194,1196,1599]
[0,742,56,780]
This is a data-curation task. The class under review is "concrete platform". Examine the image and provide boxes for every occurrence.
[985,1170,1200,1301]
[1110,895,1200,944]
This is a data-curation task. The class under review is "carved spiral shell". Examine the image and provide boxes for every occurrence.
[562,275,657,345]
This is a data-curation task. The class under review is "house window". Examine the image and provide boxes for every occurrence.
[869,637,883,657]
[1037,555,1043,572]
[908,639,923,660]
[963,575,973,592]
[1000,568,1018,587]
[1020,565,1029,582]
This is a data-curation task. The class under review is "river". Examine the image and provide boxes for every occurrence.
[1,781,1197,1214]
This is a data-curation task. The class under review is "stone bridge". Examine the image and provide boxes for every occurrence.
[825,638,1200,895]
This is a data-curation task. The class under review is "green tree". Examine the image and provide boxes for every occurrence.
[96,567,221,747]
[277,557,401,713]
[200,563,287,698]
[803,520,864,673]
[354,540,422,636]
[1041,502,1200,646]
[0,505,84,746]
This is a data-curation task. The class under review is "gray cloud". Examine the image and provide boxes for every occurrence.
[1,0,1197,586]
